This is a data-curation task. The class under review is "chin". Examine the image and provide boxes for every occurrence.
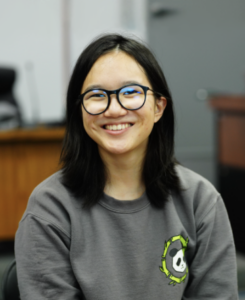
[101,143,131,155]
[107,147,129,155]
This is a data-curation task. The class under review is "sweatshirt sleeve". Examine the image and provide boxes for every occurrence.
[15,213,85,300]
[183,195,238,299]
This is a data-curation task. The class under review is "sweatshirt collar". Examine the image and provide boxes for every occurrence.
[98,192,150,214]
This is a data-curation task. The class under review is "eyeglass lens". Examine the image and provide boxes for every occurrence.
[83,85,145,114]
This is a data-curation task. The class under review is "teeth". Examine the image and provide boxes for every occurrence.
[105,123,132,131]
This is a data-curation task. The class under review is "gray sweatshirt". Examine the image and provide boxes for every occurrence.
[15,165,238,299]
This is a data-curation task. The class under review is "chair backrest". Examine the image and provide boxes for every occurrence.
[0,67,22,126]
[1,259,20,300]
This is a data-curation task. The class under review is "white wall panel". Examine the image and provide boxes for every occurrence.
[0,0,63,123]
[0,0,147,123]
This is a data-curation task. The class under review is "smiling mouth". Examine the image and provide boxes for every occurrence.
[103,123,133,131]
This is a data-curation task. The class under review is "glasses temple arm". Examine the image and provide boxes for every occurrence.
[149,88,164,97]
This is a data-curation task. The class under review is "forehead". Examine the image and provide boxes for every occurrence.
[81,51,151,93]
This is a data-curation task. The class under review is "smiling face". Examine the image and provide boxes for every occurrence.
[81,50,166,159]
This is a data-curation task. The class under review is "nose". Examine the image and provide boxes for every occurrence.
[104,94,127,117]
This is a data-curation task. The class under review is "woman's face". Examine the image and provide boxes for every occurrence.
[81,51,166,158]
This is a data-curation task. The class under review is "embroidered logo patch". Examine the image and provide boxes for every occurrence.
[160,235,189,286]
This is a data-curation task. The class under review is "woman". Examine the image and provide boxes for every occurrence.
[15,34,238,299]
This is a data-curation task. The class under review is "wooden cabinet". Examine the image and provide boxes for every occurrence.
[209,96,245,168]
[0,127,65,240]
[209,96,245,253]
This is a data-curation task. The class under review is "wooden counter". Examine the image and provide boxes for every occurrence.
[0,126,65,240]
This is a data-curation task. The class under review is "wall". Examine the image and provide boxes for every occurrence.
[0,0,147,124]
[0,0,63,123]
[148,0,245,184]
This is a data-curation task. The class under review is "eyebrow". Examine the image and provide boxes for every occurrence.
[83,80,142,93]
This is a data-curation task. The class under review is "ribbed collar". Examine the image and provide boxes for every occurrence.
[98,192,150,214]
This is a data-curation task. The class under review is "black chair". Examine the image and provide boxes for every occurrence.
[0,67,22,128]
[1,259,20,300]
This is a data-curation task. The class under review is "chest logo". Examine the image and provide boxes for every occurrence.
[160,235,189,286]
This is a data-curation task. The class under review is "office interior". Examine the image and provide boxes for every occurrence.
[0,0,245,298]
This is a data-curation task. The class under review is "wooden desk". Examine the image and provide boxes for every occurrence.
[0,127,65,240]
[209,96,245,253]
[209,96,245,169]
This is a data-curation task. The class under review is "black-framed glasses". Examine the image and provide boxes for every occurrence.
[77,84,163,115]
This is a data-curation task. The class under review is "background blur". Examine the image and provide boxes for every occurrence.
[0,0,245,298]
[1,0,245,182]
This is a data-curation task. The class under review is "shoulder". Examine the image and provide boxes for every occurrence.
[173,164,222,226]
[20,171,79,234]
[175,164,217,194]
[28,171,72,208]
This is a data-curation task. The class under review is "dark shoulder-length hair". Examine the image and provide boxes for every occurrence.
[60,33,181,208]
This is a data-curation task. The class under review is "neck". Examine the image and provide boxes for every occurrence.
[99,148,146,200]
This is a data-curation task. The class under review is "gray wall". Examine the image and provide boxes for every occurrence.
[148,0,245,186]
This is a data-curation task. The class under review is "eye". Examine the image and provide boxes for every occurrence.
[177,258,181,266]
[84,90,107,101]
[90,90,106,98]
[120,86,144,97]
[123,88,140,95]
[91,93,105,98]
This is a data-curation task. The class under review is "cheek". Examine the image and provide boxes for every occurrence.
[82,118,94,139]
[144,113,155,133]
[82,109,94,129]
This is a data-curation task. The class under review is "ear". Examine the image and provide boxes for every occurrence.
[154,96,167,123]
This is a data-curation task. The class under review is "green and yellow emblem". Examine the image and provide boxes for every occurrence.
[160,235,189,286]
